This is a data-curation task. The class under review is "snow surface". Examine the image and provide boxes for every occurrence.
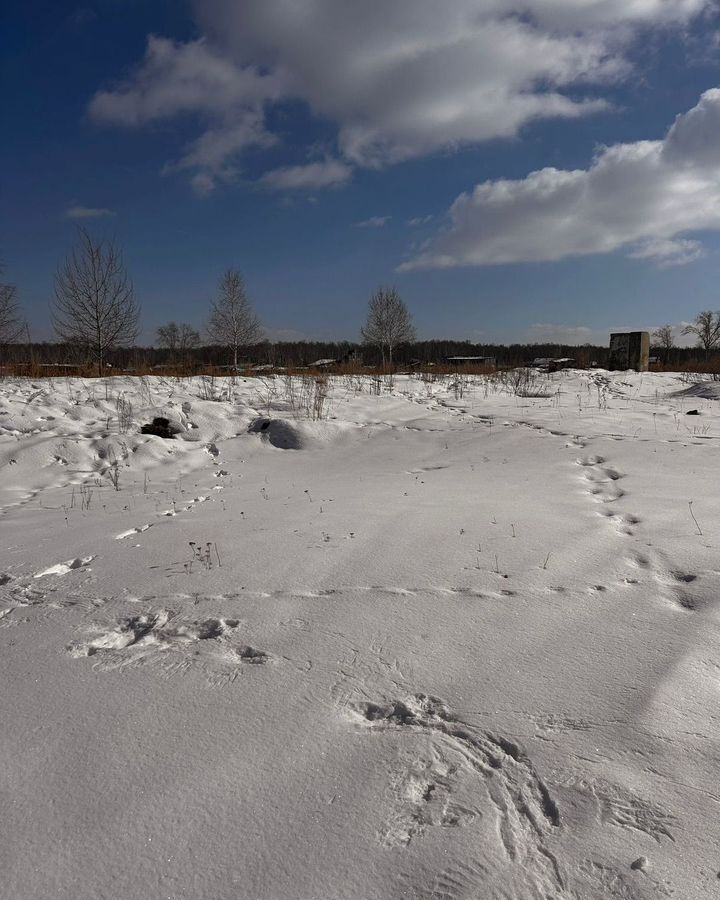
[1,370,719,899]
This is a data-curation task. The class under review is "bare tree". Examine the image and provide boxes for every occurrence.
[682,311,720,359]
[361,286,416,366]
[0,262,24,344]
[156,321,200,363]
[207,268,261,369]
[651,324,675,364]
[52,228,140,374]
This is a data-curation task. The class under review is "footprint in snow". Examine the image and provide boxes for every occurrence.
[347,693,564,896]
[67,610,269,685]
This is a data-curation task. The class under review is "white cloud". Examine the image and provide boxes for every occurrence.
[407,215,433,226]
[89,36,283,192]
[189,172,216,197]
[260,159,352,190]
[163,114,276,193]
[89,1,711,190]
[65,206,116,219]
[355,216,391,228]
[628,238,705,267]
[197,1,627,167]
[89,36,282,125]
[400,89,720,270]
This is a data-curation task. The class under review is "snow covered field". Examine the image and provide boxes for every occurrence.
[1,369,719,900]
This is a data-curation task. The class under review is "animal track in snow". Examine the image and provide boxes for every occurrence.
[348,693,564,896]
[159,495,210,517]
[563,774,675,844]
[380,743,477,846]
[397,859,490,900]
[576,453,646,533]
[669,571,697,584]
[597,510,641,535]
[577,455,606,467]
[622,549,704,611]
[582,466,622,484]
[588,484,626,503]
[576,456,625,496]
[2,582,47,607]
[657,570,702,612]
[67,610,268,684]
[580,858,674,900]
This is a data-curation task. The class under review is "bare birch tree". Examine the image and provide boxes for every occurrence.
[361,286,416,366]
[682,311,720,358]
[52,228,140,374]
[207,268,261,369]
[157,321,200,363]
[651,324,674,364]
[0,262,24,344]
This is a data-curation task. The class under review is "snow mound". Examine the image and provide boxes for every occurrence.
[247,417,348,450]
[673,381,720,400]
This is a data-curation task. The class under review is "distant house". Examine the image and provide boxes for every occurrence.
[532,357,575,372]
[310,358,338,369]
[548,357,575,372]
[310,349,363,369]
[445,355,496,368]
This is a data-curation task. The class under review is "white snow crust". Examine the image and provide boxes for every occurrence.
[1,369,719,899]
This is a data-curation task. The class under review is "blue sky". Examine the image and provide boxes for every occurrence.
[4,0,720,345]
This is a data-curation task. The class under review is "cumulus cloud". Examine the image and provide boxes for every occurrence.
[196,0,626,167]
[89,36,283,192]
[400,89,720,270]
[89,0,711,190]
[260,159,352,190]
[65,206,115,219]
[355,216,391,228]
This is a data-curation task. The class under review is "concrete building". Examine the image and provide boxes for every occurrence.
[608,332,650,371]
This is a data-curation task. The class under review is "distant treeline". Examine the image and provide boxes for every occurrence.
[0,338,715,371]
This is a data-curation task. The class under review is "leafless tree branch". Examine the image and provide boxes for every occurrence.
[51,228,140,374]
[157,321,200,363]
[682,311,720,359]
[0,261,24,344]
[206,268,261,369]
[361,286,416,366]
[651,324,674,364]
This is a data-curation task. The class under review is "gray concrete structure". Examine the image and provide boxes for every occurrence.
[608,332,650,371]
